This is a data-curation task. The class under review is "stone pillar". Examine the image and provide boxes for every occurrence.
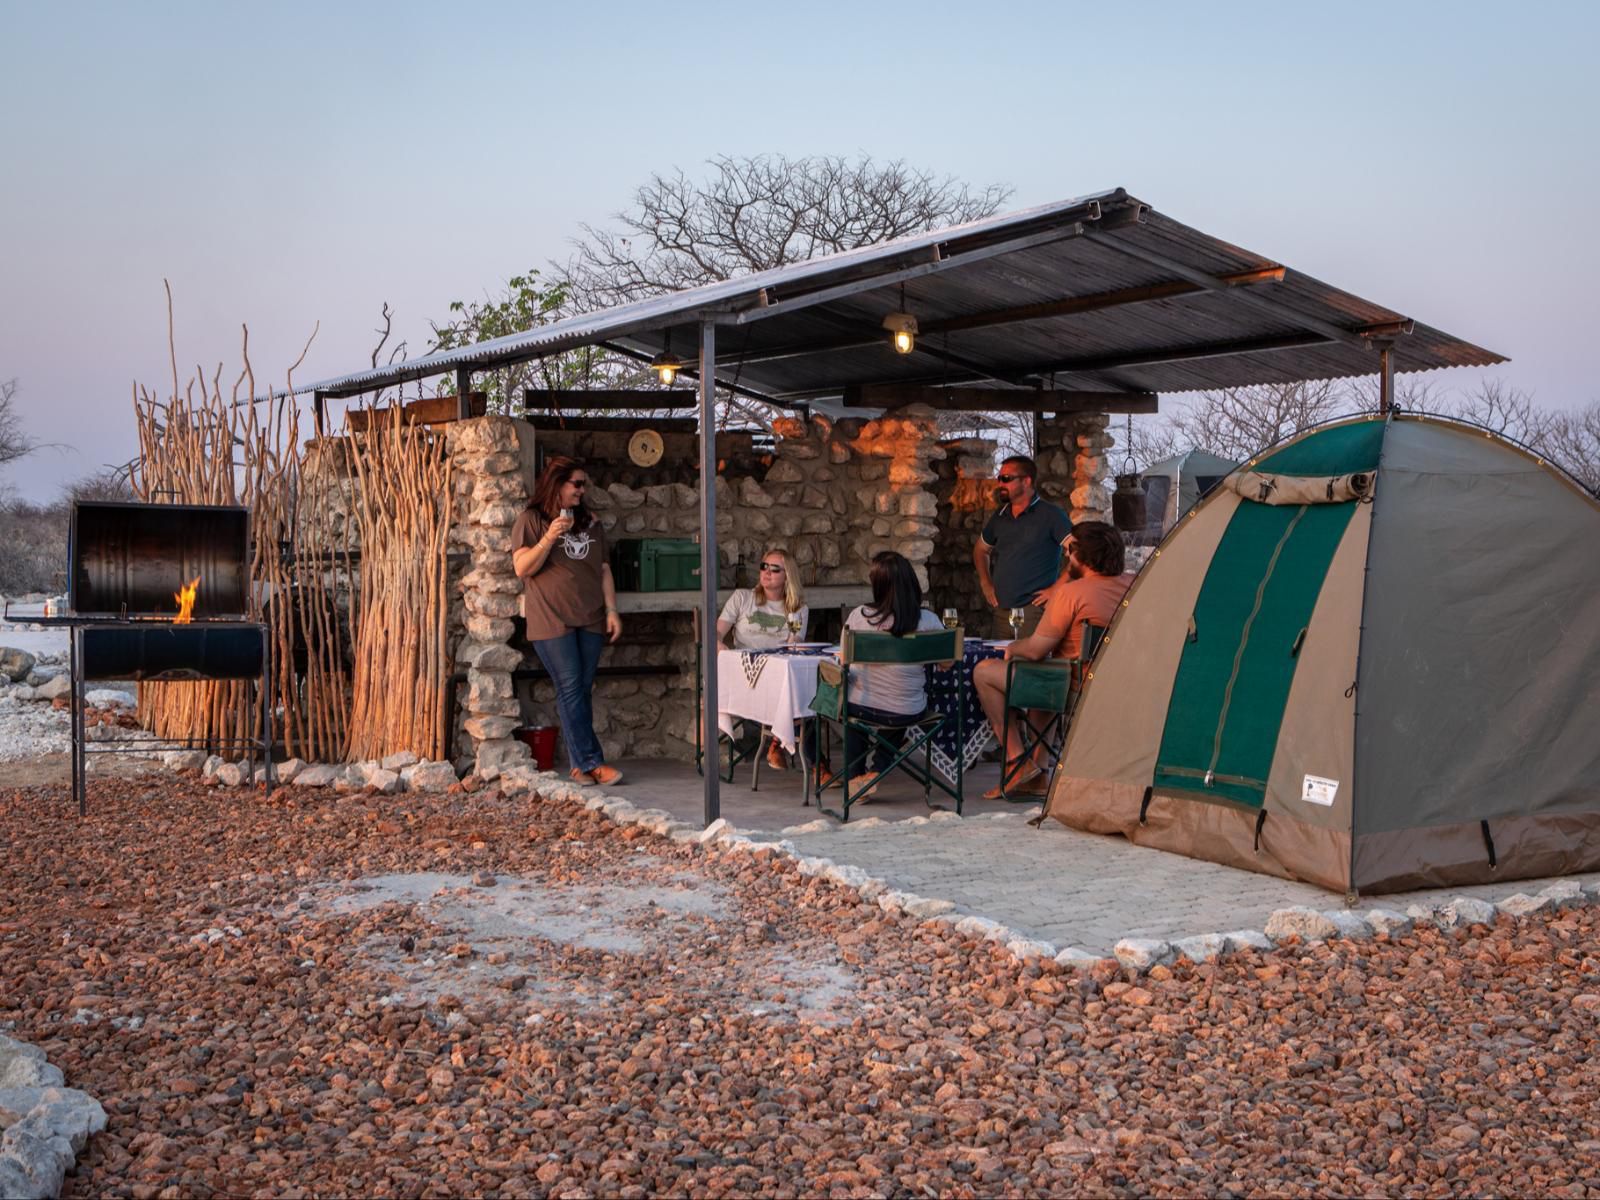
[929,435,1000,630]
[445,416,532,779]
[1035,412,1114,523]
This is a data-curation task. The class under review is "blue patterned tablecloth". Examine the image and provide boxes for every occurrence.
[926,639,1005,782]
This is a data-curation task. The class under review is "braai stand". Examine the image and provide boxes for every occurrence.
[66,620,274,815]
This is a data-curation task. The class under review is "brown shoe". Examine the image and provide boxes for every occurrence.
[766,740,789,771]
[588,764,625,787]
[570,767,597,786]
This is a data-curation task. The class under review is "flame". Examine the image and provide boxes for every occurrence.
[173,576,201,624]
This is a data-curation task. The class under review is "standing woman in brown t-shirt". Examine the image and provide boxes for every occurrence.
[511,457,625,787]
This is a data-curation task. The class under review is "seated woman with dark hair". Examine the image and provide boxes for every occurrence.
[814,550,944,797]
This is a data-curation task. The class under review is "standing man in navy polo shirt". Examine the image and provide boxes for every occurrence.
[973,454,1073,638]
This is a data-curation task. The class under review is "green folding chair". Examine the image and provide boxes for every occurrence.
[998,621,1108,802]
[808,625,963,823]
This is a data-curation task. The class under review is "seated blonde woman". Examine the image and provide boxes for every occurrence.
[717,547,808,650]
[716,547,809,767]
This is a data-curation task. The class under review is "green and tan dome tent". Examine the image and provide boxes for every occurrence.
[1045,413,1600,895]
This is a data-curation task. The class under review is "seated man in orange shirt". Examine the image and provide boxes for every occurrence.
[973,520,1131,798]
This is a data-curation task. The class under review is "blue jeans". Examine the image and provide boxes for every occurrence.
[530,628,606,772]
[811,703,923,777]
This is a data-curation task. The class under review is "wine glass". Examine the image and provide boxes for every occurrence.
[1008,607,1026,639]
[786,612,803,644]
[941,607,959,630]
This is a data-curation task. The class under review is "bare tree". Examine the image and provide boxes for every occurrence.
[562,154,1012,310]
[1153,380,1345,462]
[1540,401,1600,494]
[0,378,36,468]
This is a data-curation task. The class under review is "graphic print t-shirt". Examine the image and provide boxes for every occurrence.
[511,510,608,640]
[719,588,808,650]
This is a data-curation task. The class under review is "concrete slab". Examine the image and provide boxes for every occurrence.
[592,756,1600,957]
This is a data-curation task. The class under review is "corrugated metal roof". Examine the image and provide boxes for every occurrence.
[304,188,1505,403]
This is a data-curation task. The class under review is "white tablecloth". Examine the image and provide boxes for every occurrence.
[716,648,829,754]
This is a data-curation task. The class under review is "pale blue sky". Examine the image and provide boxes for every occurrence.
[2,0,1595,499]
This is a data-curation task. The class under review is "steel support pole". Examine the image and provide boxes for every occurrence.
[1379,345,1395,415]
[698,320,720,826]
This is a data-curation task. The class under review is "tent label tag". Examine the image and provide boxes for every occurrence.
[1302,775,1339,806]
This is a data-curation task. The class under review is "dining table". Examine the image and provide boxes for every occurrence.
[715,638,1007,790]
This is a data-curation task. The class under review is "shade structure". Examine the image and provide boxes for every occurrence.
[1046,414,1600,894]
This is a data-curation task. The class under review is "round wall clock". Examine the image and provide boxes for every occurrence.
[628,428,665,468]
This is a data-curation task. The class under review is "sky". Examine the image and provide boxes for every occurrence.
[2,0,1596,500]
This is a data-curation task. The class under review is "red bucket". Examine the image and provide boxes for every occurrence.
[516,726,559,770]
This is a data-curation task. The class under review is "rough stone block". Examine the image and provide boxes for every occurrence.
[1054,947,1108,969]
[474,737,530,780]
[1537,879,1586,909]
[1361,908,1415,937]
[1264,906,1340,942]
[953,915,1007,941]
[294,764,339,788]
[380,751,417,772]
[1324,909,1373,939]
[0,646,37,681]
[1113,938,1175,971]
[365,768,401,794]
[1005,938,1058,961]
[160,749,207,772]
[401,761,457,793]
[214,762,248,788]
[1437,896,1498,929]
[903,896,956,919]
[1221,929,1275,953]
[1174,933,1230,963]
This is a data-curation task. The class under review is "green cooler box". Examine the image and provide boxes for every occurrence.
[610,538,701,591]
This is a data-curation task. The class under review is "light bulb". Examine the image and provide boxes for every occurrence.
[657,363,677,386]
[893,328,915,355]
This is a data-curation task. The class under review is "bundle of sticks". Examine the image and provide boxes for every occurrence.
[342,406,454,761]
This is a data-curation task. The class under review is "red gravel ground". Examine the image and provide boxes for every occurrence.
[4,777,1600,1198]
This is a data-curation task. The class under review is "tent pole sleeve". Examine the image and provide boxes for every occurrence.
[699,319,720,827]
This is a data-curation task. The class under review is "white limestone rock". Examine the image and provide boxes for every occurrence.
[1496,893,1549,919]
[201,755,226,781]
[927,810,963,823]
[293,764,340,788]
[696,818,734,844]
[1436,896,1498,929]
[273,757,307,783]
[1323,909,1373,939]
[380,750,418,772]
[953,915,1008,941]
[213,762,248,788]
[407,761,459,793]
[35,675,71,701]
[1113,938,1175,971]
[821,863,873,890]
[1361,908,1416,937]
[83,688,134,708]
[1005,938,1058,961]
[780,819,833,835]
[1174,933,1230,963]
[1054,947,1109,969]
[160,749,207,772]
[904,896,957,919]
[1536,880,1586,910]
[365,768,401,795]
[1264,906,1340,942]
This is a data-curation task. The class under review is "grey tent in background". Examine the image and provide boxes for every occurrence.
[1048,414,1600,895]
[1140,449,1240,540]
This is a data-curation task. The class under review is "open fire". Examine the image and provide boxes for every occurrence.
[173,576,200,624]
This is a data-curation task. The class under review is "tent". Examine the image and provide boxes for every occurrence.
[1139,449,1239,541]
[1046,414,1600,895]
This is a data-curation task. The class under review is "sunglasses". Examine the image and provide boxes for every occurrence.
[995,474,1023,484]
[568,479,589,490]
[759,562,785,572]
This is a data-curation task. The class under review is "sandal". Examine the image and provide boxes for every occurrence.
[983,760,1042,801]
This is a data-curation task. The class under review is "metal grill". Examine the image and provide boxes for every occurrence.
[10,500,275,812]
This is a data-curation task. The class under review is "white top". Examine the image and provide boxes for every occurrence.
[719,588,808,650]
[844,605,945,714]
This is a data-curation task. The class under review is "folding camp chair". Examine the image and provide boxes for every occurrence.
[998,621,1108,802]
[808,625,963,823]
